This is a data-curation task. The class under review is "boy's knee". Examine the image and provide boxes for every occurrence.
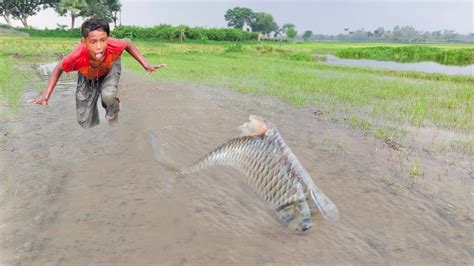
[101,86,118,102]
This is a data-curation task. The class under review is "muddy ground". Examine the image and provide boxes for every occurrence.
[0,65,473,265]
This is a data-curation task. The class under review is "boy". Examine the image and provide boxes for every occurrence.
[28,18,166,128]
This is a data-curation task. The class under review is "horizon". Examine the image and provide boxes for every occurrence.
[1,0,473,35]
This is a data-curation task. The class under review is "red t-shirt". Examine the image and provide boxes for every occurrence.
[61,38,127,80]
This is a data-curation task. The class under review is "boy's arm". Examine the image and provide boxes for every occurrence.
[124,40,166,75]
[28,63,64,105]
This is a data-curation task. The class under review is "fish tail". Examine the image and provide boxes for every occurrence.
[309,188,339,222]
[147,130,179,172]
[178,154,216,176]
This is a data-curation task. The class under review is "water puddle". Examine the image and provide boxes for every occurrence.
[33,63,107,119]
[321,54,473,76]
[34,62,77,87]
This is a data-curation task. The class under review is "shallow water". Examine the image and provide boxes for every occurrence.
[34,62,78,88]
[323,54,474,76]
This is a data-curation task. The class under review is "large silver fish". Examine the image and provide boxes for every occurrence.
[148,115,338,232]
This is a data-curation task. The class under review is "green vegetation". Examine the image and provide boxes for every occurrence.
[0,36,76,58]
[1,24,258,41]
[0,55,26,116]
[17,27,81,38]
[119,40,473,134]
[224,7,255,30]
[335,46,474,66]
[112,25,258,42]
[0,0,120,29]
[0,36,472,156]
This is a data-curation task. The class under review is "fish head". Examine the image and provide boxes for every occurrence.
[289,208,314,234]
[277,202,314,234]
[238,115,273,137]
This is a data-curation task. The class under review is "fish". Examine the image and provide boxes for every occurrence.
[148,115,338,232]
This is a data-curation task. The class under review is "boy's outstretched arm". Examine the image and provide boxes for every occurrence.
[28,63,64,105]
[124,40,166,75]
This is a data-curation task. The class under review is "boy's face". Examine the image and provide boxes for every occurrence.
[82,30,109,61]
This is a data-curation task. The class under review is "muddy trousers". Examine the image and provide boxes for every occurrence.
[76,59,121,128]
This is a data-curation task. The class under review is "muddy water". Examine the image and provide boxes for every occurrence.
[0,64,473,264]
[323,54,474,76]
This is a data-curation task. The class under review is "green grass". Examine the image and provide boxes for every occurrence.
[0,36,472,145]
[0,55,26,116]
[230,41,474,57]
[121,41,473,134]
[334,46,474,66]
[0,36,76,59]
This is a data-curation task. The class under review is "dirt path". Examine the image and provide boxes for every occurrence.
[1,66,473,264]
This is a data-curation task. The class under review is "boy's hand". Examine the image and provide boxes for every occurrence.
[145,64,167,76]
[28,97,48,105]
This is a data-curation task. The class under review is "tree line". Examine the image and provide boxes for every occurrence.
[311,26,474,43]
[224,7,313,41]
[1,3,471,43]
[224,7,472,43]
[0,0,120,29]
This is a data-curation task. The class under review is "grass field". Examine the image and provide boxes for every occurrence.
[0,55,26,116]
[0,36,472,154]
[122,40,473,133]
[334,46,474,66]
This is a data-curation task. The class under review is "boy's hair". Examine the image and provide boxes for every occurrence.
[81,18,110,38]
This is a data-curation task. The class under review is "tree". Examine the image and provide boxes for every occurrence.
[373,27,385,38]
[224,7,254,29]
[80,0,111,22]
[351,29,369,41]
[272,27,283,37]
[390,25,402,42]
[0,0,13,25]
[281,23,298,39]
[281,23,295,34]
[286,27,297,39]
[43,0,60,9]
[249,12,278,36]
[302,30,313,41]
[104,0,121,27]
[57,0,87,30]
[58,0,121,26]
[9,0,47,27]
[399,25,417,42]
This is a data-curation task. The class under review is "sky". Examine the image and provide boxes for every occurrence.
[5,0,474,35]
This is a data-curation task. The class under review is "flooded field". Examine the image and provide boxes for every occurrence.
[322,54,474,76]
[0,64,472,264]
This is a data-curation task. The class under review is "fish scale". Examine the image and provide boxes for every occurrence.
[214,144,298,221]
[182,136,299,209]
[148,115,338,232]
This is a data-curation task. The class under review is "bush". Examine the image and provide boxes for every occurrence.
[281,52,314,62]
[112,25,258,42]
[334,46,474,66]
[225,43,244,53]
[16,27,81,38]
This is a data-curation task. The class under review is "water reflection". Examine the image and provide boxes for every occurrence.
[34,62,77,86]
[322,54,473,76]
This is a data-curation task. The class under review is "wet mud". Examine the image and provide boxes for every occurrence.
[0,65,472,264]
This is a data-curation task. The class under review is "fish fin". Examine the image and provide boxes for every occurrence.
[309,189,339,222]
[148,130,162,162]
[147,130,179,172]
[238,115,269,136]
